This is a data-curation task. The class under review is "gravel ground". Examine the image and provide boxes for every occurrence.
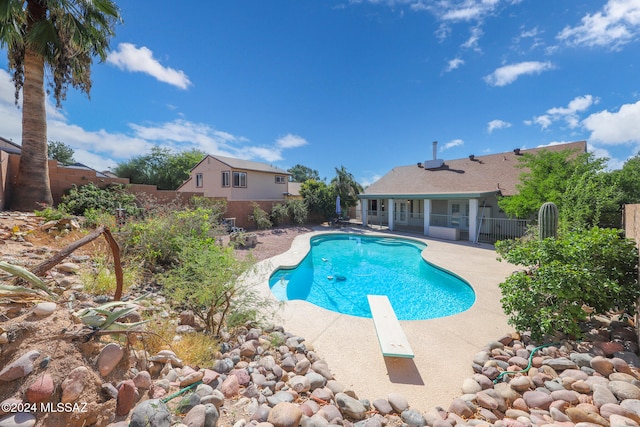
[227,225,317,261]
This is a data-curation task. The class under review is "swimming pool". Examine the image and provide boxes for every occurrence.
[268,233,475,320]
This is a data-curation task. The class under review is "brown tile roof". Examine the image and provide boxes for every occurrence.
[361,141,586,198]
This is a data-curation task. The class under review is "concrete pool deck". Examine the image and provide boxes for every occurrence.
[250,225,517,412]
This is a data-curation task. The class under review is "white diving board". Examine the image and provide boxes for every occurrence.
[367,295,414,359]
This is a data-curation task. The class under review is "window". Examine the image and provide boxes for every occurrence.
[221,171,230,187]
[275,175,286,184]
[196,173,203,188]
[233,171,247,188]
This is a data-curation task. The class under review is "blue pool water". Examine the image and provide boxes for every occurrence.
[268,234,475,320]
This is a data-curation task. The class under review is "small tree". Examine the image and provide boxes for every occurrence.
[496,227,639,341]
[288,164,321,182]
[48,141,75,165]
[331,165,363,210]
[162,240,275,336]
[300,179,335,220]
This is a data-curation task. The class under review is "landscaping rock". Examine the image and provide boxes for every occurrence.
[130,399,171,427]
[97,343,124,377]
[0,350,40,382]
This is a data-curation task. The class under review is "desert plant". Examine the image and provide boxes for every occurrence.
[122,206,224,266]
[270,203,289,226]
[287,199,308,225]
[538,202,558,240]
[58,183,138,218]
[82,255,142,295]
[251,203,272,229]
[161,239,276,336]
[0,260,55,298]
[34,206,72,222]
[496,227,639,340]
[171,333,219,368]
[74,299,148,331]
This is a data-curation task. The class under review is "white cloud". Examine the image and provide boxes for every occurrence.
[440,139,464,151]
[445,58,465,72]
[557,0,640,49]
[531,115,552,130]
[0,69,304,171]
[276,134,308,149]
[530,95,598,130]
[462,26,484,50]
[487,119,511,133]
[484,61,554,86]
[107,43,192,89]
[582,100,640,144]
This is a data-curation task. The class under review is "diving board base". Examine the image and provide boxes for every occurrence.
[367,295,414,359]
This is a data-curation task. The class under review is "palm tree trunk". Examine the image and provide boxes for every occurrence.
[10,45,53,211]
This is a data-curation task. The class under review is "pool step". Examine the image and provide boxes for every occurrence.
[367,295,414,359]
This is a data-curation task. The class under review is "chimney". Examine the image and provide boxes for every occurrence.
[423,140,445,169]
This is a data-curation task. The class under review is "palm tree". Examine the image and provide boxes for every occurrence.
[331,165,363,211]
[0,0,121,211]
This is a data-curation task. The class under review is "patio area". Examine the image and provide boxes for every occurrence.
[248,226,517,412]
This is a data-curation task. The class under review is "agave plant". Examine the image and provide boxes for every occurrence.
[0,260,56,301]
[74,297,149,331]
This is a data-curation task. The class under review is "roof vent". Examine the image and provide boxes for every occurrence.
[423,159,444,169]
[514,148,522,155]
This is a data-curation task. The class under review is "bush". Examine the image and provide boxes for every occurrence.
[81,255,143,295]
[122,206,225,266]
[34,206,71,222]
[496,227,639,341]
[270,203,289,226]
[288,199,308,225]
[251,203,272,229]
[161,239,276,335]
[58,183,138,218]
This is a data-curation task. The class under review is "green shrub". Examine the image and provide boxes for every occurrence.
[251,203,272,229]
[122,206,224,266]
[496,227,639,341]
[58,183,138,218]
[270,203,289,226]
[161,239,276,335]
[81,255,143,295]
[34,206,71,222]
[287,199,308,225]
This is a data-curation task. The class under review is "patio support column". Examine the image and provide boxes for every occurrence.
[423,198,431,236]
[469,198,479,242]
[388,199,395,231]
[361,200,368,227]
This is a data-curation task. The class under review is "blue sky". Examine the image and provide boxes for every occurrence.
[2,0,640,186]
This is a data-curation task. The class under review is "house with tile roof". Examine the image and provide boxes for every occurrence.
[358,140,587,243]
[177,154,294,201]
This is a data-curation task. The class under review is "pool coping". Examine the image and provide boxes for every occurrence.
[246,225,517,412]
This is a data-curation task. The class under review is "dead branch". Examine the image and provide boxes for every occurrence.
[30,225,124,301]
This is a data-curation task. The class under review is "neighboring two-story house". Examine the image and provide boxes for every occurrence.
[177,154,293,200]
[177,155,296,228]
